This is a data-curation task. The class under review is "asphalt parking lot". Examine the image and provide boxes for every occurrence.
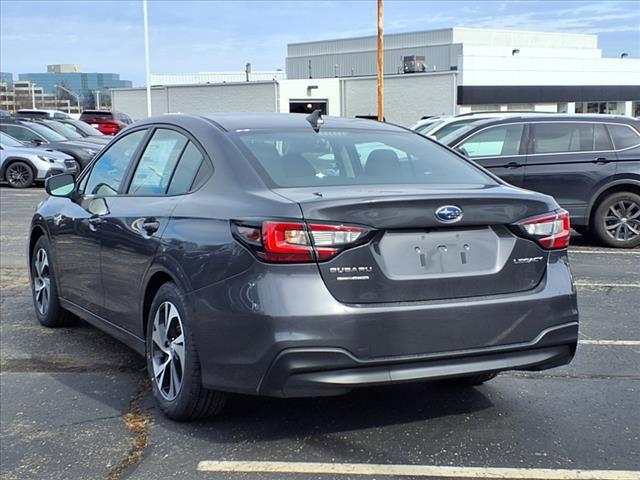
[0,186,638,480]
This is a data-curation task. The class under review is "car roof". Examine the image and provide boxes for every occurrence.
[138,112,407,133]
[450,114,637,128]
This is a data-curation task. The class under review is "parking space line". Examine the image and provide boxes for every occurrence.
[578,340,640,346]
[569,249,640,255]
[575,282,640,288]
[196,461,640,479]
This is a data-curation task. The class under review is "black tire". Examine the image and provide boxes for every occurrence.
[146,282,226,421]
[591,191,640,249]
[30,236,75,327]
[442,372,498,387]
[5,161,34,188]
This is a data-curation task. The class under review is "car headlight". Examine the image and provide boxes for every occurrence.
[37,155,56,163]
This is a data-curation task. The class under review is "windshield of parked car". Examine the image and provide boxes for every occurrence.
[23,122,67,142]
[0,131,26,147]
[0,132,25,147]
[64,120,102,136]
[235,129,493,188]
[431,119,480,140]
[415,120,445,135]
[42,120,84,139]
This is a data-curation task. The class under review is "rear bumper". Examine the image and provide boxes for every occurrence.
[189,250,578,396]
[259,323,577,397]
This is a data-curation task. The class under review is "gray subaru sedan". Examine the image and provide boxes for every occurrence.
[29,113,578,421]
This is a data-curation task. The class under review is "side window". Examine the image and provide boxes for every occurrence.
[167,142,205,195]
[607,124,640,150]
[594,124,613,151]
[84,130,147,196]
[531,123,595,154]
[0,125,42,143]
[457,124,524,158]
[128,129,188,195]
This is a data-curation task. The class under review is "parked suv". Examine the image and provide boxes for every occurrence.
[80,110,132,135]
[442,115,640,248]
[0,119,101,170]
[1,132,77,188]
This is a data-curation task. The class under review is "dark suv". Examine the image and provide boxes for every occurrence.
[443,115,640,248]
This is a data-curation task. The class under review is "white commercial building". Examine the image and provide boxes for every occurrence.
[112,27,640,126]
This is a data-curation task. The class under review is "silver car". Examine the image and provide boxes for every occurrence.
[0,132,77,188]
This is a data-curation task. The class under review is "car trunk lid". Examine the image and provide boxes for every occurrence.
[274,184,554,303]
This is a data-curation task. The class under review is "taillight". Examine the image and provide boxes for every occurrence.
[516,210,570,249]
[232,220,369,263]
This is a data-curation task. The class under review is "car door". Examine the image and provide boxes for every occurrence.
[453,123,526,187]
[98,128,206,337]
[524,122,616,220]
[52,129,149,314]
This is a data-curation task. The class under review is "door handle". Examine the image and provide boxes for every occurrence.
[593,157,611,164]
[141,218,160,235]
[505,162,522,169]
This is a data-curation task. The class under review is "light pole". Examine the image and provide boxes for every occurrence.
[143,0,152,117]
[54,84,81,114]
[377,0,384,122]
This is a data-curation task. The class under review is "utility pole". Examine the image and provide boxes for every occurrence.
[377,0,384,121]
[143,0,152,117]
[31,83,36,108]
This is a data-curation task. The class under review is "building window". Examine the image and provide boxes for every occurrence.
[633,102,640,118]
[575,102,623,115]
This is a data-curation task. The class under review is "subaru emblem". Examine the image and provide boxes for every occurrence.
[435,205,463,223]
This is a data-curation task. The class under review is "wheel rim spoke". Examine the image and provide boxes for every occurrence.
[151,301,185,401]
[33,248,50,314]
[605,200,640,241]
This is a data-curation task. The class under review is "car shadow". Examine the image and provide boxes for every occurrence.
[152,381,494,444]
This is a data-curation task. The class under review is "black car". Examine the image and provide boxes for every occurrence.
[31,113,578,420]
[442,115,640,248]
[0,119,102,170]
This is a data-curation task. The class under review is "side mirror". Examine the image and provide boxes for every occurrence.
[32,138,44,146]
[45,173,76,197]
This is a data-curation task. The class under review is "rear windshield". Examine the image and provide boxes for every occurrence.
[80,111,113,120]
[235,129,492,188]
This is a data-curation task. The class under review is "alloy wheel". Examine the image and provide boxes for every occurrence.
[33,248,51,315]
[7,163,32,188]
[151,301,186,401]
[603,200,640,242]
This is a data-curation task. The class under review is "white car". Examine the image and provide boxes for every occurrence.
[0,132,77,188]
[411,112,553,140]
[16,109,72,120]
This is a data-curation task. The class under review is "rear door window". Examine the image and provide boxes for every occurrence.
[531,123,596,154]
[607,124,640,150]
[457,124,524,158]
[167,142,206,195]
[128,129,188,195]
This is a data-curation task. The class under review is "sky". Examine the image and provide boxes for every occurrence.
[1,0,639,86]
